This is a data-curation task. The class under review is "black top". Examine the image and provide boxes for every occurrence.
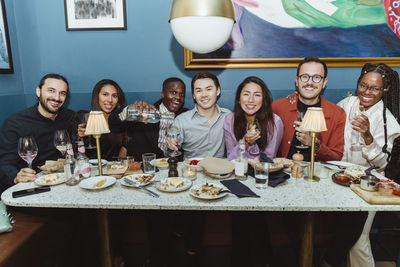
[287,100,321,161]
[108,99,188,161]
[0,104,77,193]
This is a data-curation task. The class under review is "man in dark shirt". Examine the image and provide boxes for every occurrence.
[0,73,76,193]
[109,77,187,160]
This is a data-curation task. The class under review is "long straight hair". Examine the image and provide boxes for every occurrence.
[233,76,275,150]
[357,63,400,161]
[91,79,127,112]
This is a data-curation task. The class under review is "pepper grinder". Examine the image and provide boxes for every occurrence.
[168,157,178,177]
[291,151,304,178]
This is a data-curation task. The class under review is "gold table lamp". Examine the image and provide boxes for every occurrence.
[300,107,327,182]
[84,111,110,176]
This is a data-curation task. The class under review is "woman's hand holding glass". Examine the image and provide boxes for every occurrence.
[351,113,373,145]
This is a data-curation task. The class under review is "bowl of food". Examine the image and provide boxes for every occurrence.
[331,171,353,186]
[183,158,203,171]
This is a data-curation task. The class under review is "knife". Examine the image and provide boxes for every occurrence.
[123,178,160,198]
[320,161,346,170]
[220,190,260,198]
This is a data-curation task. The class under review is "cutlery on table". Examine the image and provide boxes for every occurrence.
[219,190,260,198]
[123,178,159,198]
[320,162,346,170]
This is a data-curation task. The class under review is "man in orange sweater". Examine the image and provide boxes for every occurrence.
[272,56,345,162]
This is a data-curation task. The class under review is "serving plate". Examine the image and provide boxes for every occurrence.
[331,171,355,187]
[155,177,192,192]
[204,171,233,179]
[34,173,66,186]
[189,183,228,200]
[89,159,108,166]
[79,176,116,190]
[121,174,155,187]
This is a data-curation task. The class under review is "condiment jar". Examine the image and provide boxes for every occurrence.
[168,157,178,177]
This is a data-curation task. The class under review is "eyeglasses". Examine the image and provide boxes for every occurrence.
[298,74,324,83]
[358,83,384,94]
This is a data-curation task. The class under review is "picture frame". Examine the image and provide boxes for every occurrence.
[0,0,13,74]
[64,0,127,31]
[184,1,400,69]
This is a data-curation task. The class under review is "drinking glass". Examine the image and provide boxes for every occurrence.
[349,105,365,145]
[83,113,96,150]
[142,153,156,174]
[254,162,269,189]
[166,126,182,157]
[296,111,309,149]
[54,130,70,158]
[18,136,38,169]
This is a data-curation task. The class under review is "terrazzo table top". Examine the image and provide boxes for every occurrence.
[2,163,400,211]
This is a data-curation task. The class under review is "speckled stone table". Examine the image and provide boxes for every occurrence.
[2,163,400,267]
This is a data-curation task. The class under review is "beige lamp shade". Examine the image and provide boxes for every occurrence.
[300,107,328,132]
[84,111,110,135]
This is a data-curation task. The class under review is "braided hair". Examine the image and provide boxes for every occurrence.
[357,63,400,161]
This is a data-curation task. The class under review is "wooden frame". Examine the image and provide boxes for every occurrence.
[0,0,13,74]
[64,0,127,31]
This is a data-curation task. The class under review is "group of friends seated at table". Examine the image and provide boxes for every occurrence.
[0,56,399,267]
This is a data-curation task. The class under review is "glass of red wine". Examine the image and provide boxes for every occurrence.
[18,136,38,169]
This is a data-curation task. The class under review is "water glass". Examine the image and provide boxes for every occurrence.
[254,163,269,189]
[142,153,156,174]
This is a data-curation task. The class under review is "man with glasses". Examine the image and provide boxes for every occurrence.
[272,56,346,161]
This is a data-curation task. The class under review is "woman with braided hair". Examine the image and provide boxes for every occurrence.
[337,63,400,267]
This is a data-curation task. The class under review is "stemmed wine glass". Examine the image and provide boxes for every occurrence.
[83,112,96,150]
[18,136,38,169]
[165,126,182,157]
[246,120,261,155]
[296,111,309,149]
[54,130,70,158]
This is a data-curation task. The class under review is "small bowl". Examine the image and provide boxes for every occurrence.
[360,175,380,192]
[183,157,203,171]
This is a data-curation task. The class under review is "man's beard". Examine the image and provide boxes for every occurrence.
[38,96,62,115]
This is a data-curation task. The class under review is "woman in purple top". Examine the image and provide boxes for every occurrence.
[224,76,284,160]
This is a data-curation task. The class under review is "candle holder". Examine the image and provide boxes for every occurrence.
[182,166,197,181]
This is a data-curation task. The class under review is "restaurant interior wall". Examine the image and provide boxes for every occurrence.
[0,0,399,127]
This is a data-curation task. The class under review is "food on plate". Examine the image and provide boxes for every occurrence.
[93,178,106,188]
[393,188,400,196]
[335,175,351,184]
[169,177,184,188]
[128,161,141,171]
[344,165,365,182]
[273,158,293,168]
[131,174,154,184]
[191,183,223,197]
[43,173,59,184]
[39,159,65,172]
[154,158,168,167]
[109,164,126,170]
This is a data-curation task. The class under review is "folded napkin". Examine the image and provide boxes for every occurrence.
[247,153,289,187]
[220,179,260,198]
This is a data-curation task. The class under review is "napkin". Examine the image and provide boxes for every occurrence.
[247,153,289,187]
[220,179,260,198]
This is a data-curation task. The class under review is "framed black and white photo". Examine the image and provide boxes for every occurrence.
[64,0,127,31]
[0,0,13,74]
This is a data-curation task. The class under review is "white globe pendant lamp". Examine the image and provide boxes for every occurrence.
[169,0,235,54]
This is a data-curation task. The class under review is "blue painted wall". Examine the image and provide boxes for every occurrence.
[0,0,399,127]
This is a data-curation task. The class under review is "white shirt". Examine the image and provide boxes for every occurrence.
[337,96,400,173]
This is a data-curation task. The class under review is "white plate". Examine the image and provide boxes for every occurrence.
[121,174,155,187]
[204,171,233,179]
[155,177,192,192]
[89,159,108,166]
[151,158,169,169]
[183,157,203,171]
[189,183,228,200]
[79,176,116,190]
[34,173,66,186]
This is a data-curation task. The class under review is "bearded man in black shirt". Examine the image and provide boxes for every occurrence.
[0,73,76,194]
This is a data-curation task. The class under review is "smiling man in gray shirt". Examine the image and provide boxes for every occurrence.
[169,72,230,158]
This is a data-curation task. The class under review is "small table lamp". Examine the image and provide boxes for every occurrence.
[300,107,327,182]
[84,111,110,176]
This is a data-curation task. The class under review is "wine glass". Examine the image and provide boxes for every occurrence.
[246,120,261,155]
[166,126,182,157]
[54,130,70,158]
[83,113,96,150]
[349,105,365,145]
[296,111,309,149]
[18,136,38,169]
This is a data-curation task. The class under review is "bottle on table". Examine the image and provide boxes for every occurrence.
[168,157,179,177]
[75,140,91,179]
[126,106,174,123]
[64,143,79,186]
[234,138,248,181]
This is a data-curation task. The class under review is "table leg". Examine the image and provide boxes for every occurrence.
[97,209,112,267]
[300,212,314,267]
